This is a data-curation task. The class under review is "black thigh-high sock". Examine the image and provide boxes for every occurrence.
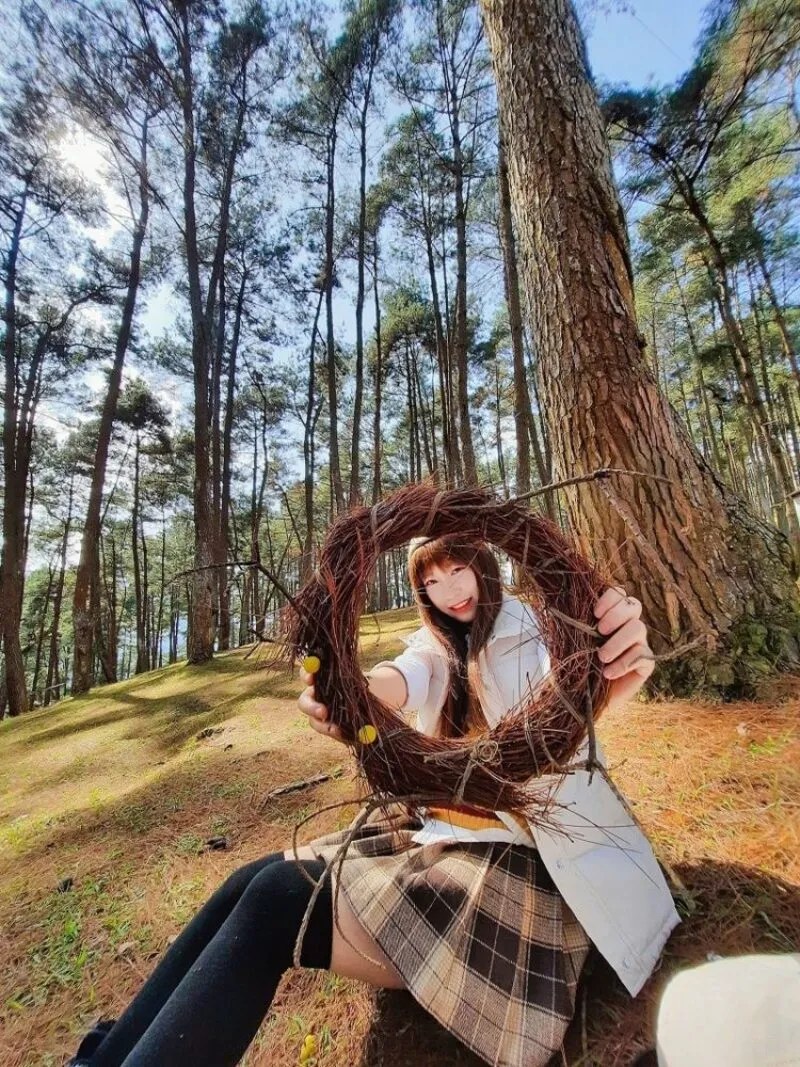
[90,850,288,1065]
[109,858,333,1067]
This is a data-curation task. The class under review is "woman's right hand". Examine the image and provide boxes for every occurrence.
[297,665,345,742]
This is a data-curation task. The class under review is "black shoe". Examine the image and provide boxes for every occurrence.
[67,1018,117,1065]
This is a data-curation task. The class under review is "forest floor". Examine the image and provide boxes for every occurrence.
[1,606,799,1067]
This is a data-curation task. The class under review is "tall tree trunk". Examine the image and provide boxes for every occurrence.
[697,362,725,477]
[325,129,345,513]
[780,381,800,481]
[350,83,373,507]
[303,291,325,582]
[176,5,252,664]
[493,360,508,496]
[438,197,463,481]
[31,566,56,707]
[71,116,150,695]
[99,534,120,682]
[246,412,259,643]
[424,222,456,481]
[747,260,776,424]
[45,476,74,707]
[450,95,477,485]
[692,221,800,550]
[755,239,800,396]
[211,267,225,649]
[480,0,800,695]
[178,11,215,666]
[413,348,435,476]
[169,589,179,665]
[141,512,150,670]
[155,513,167,668]
[498,130,531,495]
[1,193,29,717]
[132,435,146,674]
[218,269,246,651]
[673,268,726,476]
[524,338,558,523]
[405,342,418,480]
[371,240,384,504]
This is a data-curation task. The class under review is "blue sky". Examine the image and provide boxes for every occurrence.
[585,0,707,85]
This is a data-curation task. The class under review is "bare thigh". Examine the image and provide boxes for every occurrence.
[282,846,405,989]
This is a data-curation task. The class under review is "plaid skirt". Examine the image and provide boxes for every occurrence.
[303,803,591,1067]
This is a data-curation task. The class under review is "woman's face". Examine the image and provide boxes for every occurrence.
[420,559,479,622]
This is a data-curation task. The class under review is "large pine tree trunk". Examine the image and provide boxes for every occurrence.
[371,240,384,504]
[45,477,73,706]
[423,224,457,482]
[177,10,215,666]
[217,270,246,651]
[71,119,149,695]
[497,131,532,496]
[451,126,477,485]
[480,0,800,695]
[31,566,56,707]
[324,130,345,514]
[131,437,147,674]
[1,199,30,717]
[302,291,325,583]
[349,88,372,508]
[211,269,225,650]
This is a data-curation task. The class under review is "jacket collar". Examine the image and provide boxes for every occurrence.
[489,592,541,643]
[400,592,540,656]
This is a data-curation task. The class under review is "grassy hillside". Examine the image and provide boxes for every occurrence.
[1,608,799,1067]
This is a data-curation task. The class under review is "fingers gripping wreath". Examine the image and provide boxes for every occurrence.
[280,481,614,822]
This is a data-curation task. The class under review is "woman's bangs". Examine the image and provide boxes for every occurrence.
[409,537,481,590]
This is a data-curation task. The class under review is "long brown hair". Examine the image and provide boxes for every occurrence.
[408,535,503,738]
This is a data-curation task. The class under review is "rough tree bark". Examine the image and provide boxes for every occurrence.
[479,0,800,695]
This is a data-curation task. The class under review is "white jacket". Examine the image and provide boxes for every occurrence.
[373,592,680,997]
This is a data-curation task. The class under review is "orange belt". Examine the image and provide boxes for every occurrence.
[424,803,531,837]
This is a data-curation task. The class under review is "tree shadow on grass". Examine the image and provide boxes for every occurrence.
[353,859,800,1067]
[6,742,345,870]
[9,659,290,759]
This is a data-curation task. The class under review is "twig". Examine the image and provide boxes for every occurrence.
[259,767,343,808]
[167,557,304,619]
[510,465,675,504]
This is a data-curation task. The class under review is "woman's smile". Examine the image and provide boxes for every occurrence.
[449,597,473,613]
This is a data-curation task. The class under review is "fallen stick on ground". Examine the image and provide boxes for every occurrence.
[259,767,344,808]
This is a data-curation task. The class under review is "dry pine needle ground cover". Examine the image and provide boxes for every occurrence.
[1,605,798,1067]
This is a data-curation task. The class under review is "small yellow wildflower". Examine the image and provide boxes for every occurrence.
[299,1032,317,1063]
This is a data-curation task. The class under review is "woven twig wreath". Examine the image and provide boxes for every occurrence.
[280,480,615,821]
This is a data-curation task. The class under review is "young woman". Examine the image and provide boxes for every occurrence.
[69,534,678,1067]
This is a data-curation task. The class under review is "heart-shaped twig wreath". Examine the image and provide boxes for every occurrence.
[279,480,616,823]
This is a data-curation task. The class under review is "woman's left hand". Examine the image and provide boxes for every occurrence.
[593,585,655,711]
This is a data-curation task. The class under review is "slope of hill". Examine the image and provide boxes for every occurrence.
[1,608,798,1067]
